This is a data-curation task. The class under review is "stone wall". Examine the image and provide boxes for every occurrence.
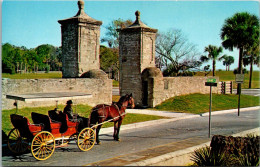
[61,23,79,78]
[119,31,142,106]
[118,14,157,106]
[149,76,219,107]
[78,23,101,76]
[2,78,112,110]
[60,21,101,78]
[140,32,156,72]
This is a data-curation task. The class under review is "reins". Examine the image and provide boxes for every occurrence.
[91,112,126,129]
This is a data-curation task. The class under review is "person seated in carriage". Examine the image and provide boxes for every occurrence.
[63,100,88,131]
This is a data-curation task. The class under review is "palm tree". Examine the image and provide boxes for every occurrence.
[200,45,223,76]
[220,12,259,92]
[219,55,235,71]
[243,40,260,88]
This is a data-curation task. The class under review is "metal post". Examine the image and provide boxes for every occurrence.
[238,83,241,116]
[209,86,212,138]
[56,100,58,109]
[15,100,18,114]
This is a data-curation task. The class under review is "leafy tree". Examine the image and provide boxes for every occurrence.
[219,54,235,71]
[202,65,211,76]
[101,19,132,48]
[24,49,38,72]
[200,45,223,76]
[2,43,15,74]
[2,43,62,74]
[220,12,259,92]
[155,29,201,76]
[35,44,59,71]
[11,48,24,73]
[100,45,119,79]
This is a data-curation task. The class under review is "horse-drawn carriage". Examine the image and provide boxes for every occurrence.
[6,92,135,161]
[8,110,95,160]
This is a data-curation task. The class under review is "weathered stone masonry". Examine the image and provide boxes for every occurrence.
[2,1,112,110]
[118,11,157,107]
[2,3,221,110]
[58,0,102,78]
[2,78,112,110]
[118,11,220,108]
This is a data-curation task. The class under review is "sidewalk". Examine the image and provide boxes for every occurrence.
[87,106,260,166]
[87,128,260,166]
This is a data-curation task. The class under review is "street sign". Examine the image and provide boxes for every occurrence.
[235,74,244,116]
[207,78,216,83]
[235,74,244,83]
[205,77,217,87]
[205,82,218,87]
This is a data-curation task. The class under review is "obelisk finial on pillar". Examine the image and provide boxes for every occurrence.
[75,0,87,17]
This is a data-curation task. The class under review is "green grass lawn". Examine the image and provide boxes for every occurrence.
[154,93,259,114]
[2,104,164,135]
[196,71,260,89]
[113,80,119,87]
[2,72,62,79]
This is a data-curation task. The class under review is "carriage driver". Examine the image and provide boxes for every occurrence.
[63,100,86,131]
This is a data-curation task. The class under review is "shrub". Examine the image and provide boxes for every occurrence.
[191,135,260,166]
[191,146,229,166]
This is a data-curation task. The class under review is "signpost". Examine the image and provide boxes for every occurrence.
[235,74,244,116]
[205,78,217,138]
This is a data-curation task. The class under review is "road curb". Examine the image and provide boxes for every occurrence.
[202,106,260,116]
[126,127,260,166]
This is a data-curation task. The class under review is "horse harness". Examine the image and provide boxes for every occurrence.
[98,104,125,118]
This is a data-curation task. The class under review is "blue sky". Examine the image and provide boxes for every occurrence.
[1,0,259,70]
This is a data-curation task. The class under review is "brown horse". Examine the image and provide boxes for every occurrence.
[89,94,135,145]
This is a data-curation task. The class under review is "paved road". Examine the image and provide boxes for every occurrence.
[233,89,260,96]
[2,109,259,166]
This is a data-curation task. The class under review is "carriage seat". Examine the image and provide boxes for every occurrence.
[31,112,61,134]
[10,114,43,138]
[48,110,78,133]
[48,109,62,122]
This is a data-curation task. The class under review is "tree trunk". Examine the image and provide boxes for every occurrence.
[21,62,23,73]
[226,65,227,71]
[237,47,244,94]
[212,60,216,76]
[249,54,253,89]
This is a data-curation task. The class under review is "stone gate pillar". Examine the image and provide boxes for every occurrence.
[58,0,102,78]
[118,11,158,107]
